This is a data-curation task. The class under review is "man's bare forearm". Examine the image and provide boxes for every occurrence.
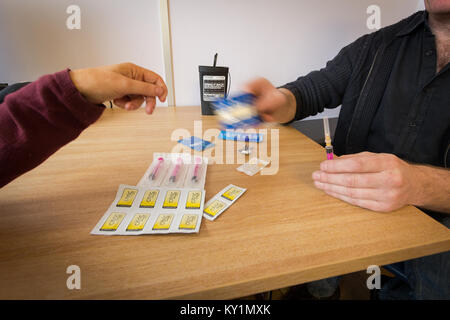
[412,164,450,214]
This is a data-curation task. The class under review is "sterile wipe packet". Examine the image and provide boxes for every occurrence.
[236,158,270,176]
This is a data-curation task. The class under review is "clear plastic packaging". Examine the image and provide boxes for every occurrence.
[144,156,169,187]
[138,153,209,189]
[162,157,188,188]
[184,156,208,188]
[236,158,270,176]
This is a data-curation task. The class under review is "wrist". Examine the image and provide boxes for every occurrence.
[69,69,99,104]
[69,70,87,99]
[408,164,435,208]
[278,88,297,123]
[407,164,423,207]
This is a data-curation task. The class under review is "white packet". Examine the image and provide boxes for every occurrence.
[236,157,270,176]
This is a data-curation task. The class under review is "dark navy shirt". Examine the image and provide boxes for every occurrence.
[367,12,450,168]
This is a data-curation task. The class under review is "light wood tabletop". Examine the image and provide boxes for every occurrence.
[0,106,449,299]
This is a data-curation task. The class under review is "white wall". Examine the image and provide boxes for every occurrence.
[0,0,167,106]
[0,0,423,115]
[169,0,420,119]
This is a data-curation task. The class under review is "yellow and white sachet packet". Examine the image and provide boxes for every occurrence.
[203,184,246,221]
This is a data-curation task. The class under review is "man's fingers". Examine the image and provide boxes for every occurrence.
[314,152,408,213]
[259,112,275,122]
[337,153,369,159]
[242,77,273,96]
[312,171,387,188]
[242,79,271,113]
[323,190,389,212]
[314,181,383,200]
[320,152,386,173]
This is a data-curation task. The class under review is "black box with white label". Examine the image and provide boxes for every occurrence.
[198,66,229,115]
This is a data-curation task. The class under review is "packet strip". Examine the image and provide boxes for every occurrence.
[91,184,205,235]
[203,184,246,221]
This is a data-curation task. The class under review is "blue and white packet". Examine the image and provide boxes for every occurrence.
[212,93,262,129]
[178,136,214,151]
[219,130,263,143]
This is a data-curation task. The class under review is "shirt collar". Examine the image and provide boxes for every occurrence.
[396,11,428,37]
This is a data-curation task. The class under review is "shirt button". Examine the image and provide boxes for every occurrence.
[425,50,433,56]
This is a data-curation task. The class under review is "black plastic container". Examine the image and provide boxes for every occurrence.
[198,65,229,115]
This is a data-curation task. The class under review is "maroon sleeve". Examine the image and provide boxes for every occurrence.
[0,69,105,187]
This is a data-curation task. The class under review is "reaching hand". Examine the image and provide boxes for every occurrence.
[243,77,296,123]
[69,62,168,114]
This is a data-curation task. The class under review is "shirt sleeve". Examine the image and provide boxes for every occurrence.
[280,34,369,122]
[0,69,105,187]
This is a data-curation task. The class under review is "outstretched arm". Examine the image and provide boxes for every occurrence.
[0,63,167,187]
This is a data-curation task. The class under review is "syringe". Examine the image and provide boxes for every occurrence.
[323,117,334,160]
[169,158,183,182]
[149,157,164,180]
[191,157,202,182]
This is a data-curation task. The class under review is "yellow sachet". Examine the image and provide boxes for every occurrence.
[221,186,243,201]
[203,199,227,217]
[185,190,202,209]
[163,190,181,208]
[179,214,199,230]
[126,213,150,231]
[153,214,174,230]
[140,190,159,208]
[116,188,138,207]
[100,212,126,231]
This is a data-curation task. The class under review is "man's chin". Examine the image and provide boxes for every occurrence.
[425,0,450,14]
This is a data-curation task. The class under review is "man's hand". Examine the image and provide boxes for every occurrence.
[243,78,297,123]
[69,63,168,114]
[312,152,450,213]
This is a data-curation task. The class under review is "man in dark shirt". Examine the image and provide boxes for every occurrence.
[245,1,449,299]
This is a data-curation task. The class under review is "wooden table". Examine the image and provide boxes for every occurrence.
[0,107,449,299]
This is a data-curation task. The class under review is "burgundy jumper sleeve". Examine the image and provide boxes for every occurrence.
[0,69,105,187]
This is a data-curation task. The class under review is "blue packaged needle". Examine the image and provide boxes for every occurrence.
[219,130,263,143]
